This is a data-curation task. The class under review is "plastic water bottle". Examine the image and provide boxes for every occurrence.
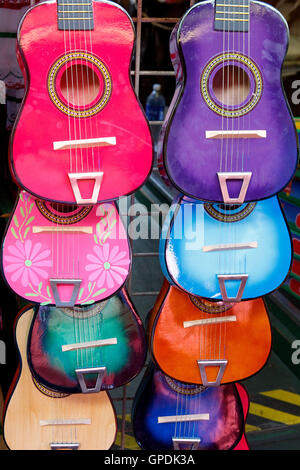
[145,84,166,122]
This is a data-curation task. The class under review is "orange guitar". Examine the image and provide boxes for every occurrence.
[148,280,272,386]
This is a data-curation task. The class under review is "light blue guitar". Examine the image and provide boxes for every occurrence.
[159,195,292,302]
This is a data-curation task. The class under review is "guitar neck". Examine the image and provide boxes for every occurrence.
[57,0,94,31]
[214,0,250,32]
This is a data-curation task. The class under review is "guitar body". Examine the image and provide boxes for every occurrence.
[132,364,244,450]
[1,190,131,306]
[27,289,146,393]
[160,195,292,301]
[163,1,298,202]
[149,282,271,385]
[10,0,153,204]
[3,307,117,450]
[157,22,182,189]
[234,383,250,450]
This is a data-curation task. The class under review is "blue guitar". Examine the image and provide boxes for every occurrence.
[159,195,292,301]
[132,363,244,450]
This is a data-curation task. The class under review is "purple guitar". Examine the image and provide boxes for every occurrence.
[163,0,298,203]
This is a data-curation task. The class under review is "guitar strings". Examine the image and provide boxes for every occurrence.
[243,0,249,287]
[60,0,73,177]
[223,0,231,376]
[216,0,226,385]
[88,0,102,176]
[71,0,86,388]
[230,0,235,176]
[247,0,251,220]
[66,9,79,441]
[73,4,85,390]
[242,0,246,174]
[73,0,101,384]
[56,1,72,444]
[68,8,78,176]
[174,291,184,441]
[87,0,99,175]
[82,0,91,175]
[73,11,84,176]
[231,0,236,362]
[220,0,226,175]
[236,2,241,175]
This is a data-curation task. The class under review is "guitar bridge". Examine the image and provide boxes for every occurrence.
[218,274,248,302]
[197,359,228,387]
[75,366,106,394]
[172,437,201,450]
[50,442,79,450]
[217,172,252,204]
[49,278,82,307]
[68,171,103,204]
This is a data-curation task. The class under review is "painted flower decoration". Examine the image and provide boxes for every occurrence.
[85,244,130,289]
[4,240,52,287]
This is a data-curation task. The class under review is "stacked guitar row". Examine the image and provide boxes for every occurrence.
[132,0,299,451]
[0,0,298,451]
[1,0,152,450]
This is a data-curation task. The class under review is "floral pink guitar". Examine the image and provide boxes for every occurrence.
[1,191,131,306]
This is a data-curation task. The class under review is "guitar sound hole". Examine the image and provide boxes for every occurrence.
[218,204,241,211]
[213,65,250,106]
[50,203,79,214]
[60,64,100,106]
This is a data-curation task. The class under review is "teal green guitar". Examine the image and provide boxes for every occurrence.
[27,289,146,394]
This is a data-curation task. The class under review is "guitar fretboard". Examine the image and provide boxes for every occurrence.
[57,0,94,31]
[214,0,250,32]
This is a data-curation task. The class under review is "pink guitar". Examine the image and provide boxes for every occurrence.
[1,191,131,306]
[10,0,153,204]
